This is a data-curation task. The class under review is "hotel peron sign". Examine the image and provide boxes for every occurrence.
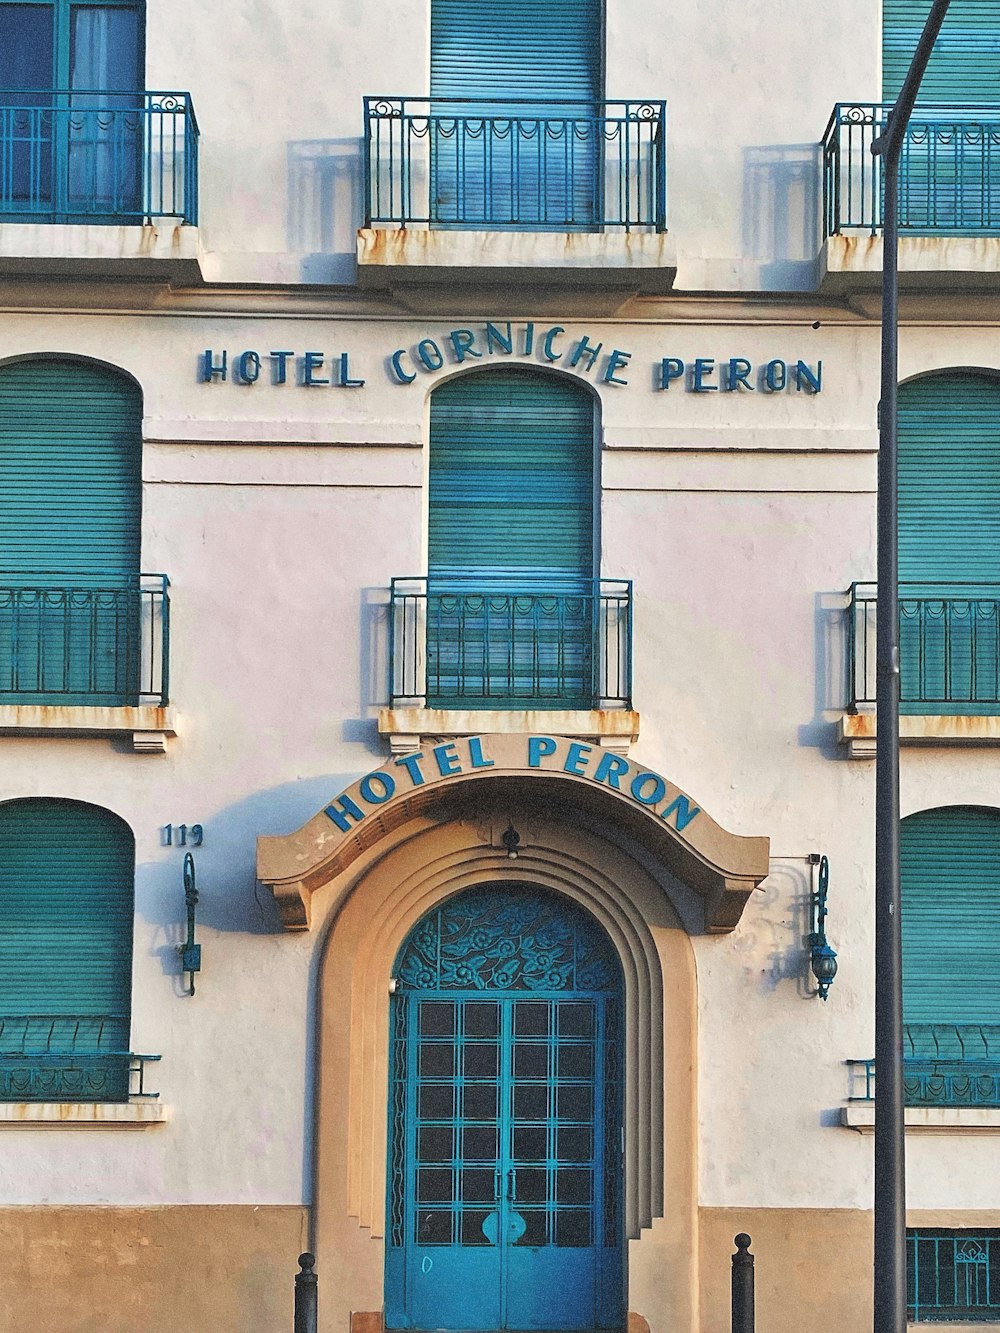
[256,733,771,934]
[200,319,823,394]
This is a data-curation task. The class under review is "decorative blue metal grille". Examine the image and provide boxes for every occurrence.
[823,103,1000,237]
[849,1025,1000,1107]
[909,1231,1000,1322]
[0,1014,159,1102]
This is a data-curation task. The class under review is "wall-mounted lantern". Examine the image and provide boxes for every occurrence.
[808,853,837,1000]
[501,823,521,860]
[179,852,202,996]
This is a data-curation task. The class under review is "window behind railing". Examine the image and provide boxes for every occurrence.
[909,1230,1000,1322]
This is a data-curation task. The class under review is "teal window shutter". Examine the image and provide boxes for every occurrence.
[898,372,1000,714]
[883,0,1000,102]
[0,798,135,1102]
[427,369,596,708]
[0,357,143,705]
[429,0,602,228]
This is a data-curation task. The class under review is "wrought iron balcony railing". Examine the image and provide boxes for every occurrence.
[908,1230,1000,1323]
[0,90,198,223]
[388,577,633,710]
[849,1024,1000,1107]
[0,572,170,707]
[849,582,1000,714]
[823,102,1000,238]
[364,97,666,231]
[0,1014,159,1102]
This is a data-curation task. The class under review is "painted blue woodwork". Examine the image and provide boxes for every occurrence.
[883,2,1000,103]
[427,370,597,710]
[386,887,624,1332]
[0,358,152,705]
[0,798,135,1102]
[428,0,602,230]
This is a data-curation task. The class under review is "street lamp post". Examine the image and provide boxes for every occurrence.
[870,4,951,1331]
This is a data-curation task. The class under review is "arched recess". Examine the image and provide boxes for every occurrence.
[310,802,698,1333]
[897,370,1000,715]
[0,356,143,705]
[0,797,135,1101]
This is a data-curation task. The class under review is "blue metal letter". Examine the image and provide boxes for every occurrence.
[389,350,416,384]
[433,742,462,776]
[360,772,396,804]
[727,358,754,391]
[269,351,294,385]
[603,350,632,386]
[570,336,603,371]
[692,358,718,392]
[485,322,513,355]
[523,323,535,355]
[763,360,787,392]
[659,358,684,390]
[303,352,329,386]
[563,741,593,775]
[593,753,629,789]
[528,736,558,767]
[324,793,366,832]
[237,351,261,384]
[449,329,482,363]
[630,772,667,805]
[417,339,445,372]
[542,327,565,362]
[468,737,494,769]
[795,360,822,393]
[660,794,701,831]
[338,353,365,387]
[394,753,426,785]
[202,350,227,382]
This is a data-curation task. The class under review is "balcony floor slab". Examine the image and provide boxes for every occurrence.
[357,228,676,293]
[0,222,202,281]
[840,712,1000,757]
[379,707,640,756]
[819,233,1000,294]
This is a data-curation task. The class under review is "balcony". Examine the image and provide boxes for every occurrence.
[841,582,1000,753]
[358,97,675,295]
[848,1025,1000,1108]
[0,572,174,749]
[820,102,1000,292]
[378,578,639,752]
[0,90,201,279]
[0,1014,159,1103]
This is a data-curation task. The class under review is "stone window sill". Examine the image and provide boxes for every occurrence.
[379,707,641,757]
[840,712,1000,758]
[0,704,177,753]
[841,1105,1000,1133]
[0,1101,169,1126]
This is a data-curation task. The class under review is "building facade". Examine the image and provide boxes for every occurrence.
[2,1,1000,1330]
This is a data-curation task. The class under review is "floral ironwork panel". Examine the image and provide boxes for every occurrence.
[395,886,620,993]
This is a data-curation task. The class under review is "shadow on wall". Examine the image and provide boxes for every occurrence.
[797,589,853,756]
[742,142,822,288]
[286,137,363,284]
[746,858,817,999]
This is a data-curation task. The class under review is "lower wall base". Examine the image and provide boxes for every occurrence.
[698,1208,874,1333]
[0,1205,310,1333]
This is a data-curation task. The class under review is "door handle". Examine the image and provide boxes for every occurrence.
[494,1167,501,1201]
[508,1167,517,1202]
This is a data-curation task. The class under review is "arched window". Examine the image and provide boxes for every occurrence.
[898,372,1000,714]
[425,368,600,708]
[0,357,145,706]
[901,807,1000,1103]
[0,798,136,1101]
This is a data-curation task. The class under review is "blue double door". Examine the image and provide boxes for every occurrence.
[387,989,623,1331]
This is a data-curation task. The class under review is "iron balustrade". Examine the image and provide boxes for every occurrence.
[849,582,1000,712]
[849,1024,1000,1107]
[364,97,667,231]
[0,90,198,223]
[0,572,170,706]
[823,102,1000,237]
[0,1014,160,1102]
[908,1230,1000,1323]
[388,578,632,709]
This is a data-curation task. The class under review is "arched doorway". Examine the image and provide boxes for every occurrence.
[384,883,625,1332]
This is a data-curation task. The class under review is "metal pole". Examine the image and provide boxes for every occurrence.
[294,1252,318,1333]
[731,1233,754,1333]
[870,6,951,1332]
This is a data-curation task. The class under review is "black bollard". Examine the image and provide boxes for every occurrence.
[295,1252,318,1333]
[732,1233,754,1333]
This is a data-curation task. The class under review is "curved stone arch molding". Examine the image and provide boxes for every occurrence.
[315,821,695,1254]
[257,733,771,933]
